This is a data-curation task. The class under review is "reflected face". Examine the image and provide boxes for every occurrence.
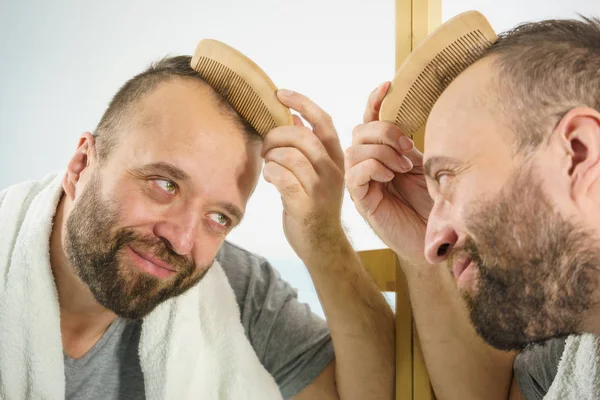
[454,164,597,350]
[65,79,262,319]
[423,58,598,350]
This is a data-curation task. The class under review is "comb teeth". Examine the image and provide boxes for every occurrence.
[193,56,276,136]
[396,30,493,137]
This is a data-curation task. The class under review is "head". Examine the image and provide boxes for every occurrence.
[423,17,600,350]
[62,56,263,319]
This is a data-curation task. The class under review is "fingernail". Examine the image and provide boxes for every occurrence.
[400,156,413,171]
[398,136,414,152]
[278,89,294,97]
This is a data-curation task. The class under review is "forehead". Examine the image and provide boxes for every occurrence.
[424,58,513,165]
[131,78,240,145]
[109,79,261,199]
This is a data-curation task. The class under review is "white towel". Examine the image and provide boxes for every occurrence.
[544,333,600,400]
[0,173,283,400]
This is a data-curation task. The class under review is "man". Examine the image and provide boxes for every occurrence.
[0,56,394,399]
[346,17,600,399]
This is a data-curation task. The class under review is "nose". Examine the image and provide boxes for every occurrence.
[153,211,200,256]
[424,201,459,264]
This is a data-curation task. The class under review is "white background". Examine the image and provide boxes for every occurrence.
[1,0,597,315]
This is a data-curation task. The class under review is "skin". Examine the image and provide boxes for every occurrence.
[52,79,263,358]
[425,57,600,338]
[346,55,600,399]
[49,78,394,399]
[264,90,395,400]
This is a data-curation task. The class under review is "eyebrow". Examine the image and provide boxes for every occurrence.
[131,162,192,182]
[423,156,462,180]
[220,203,244,224]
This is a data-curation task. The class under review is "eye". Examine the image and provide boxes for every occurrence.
[155,179,177,194]
[435,172,450,186]
[208,212,230,227]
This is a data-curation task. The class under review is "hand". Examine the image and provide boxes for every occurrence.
[345,82,433,265]
[262,89,346,262]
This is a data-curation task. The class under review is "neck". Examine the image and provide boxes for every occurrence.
[50,194,117,351]
[583,296,600,334]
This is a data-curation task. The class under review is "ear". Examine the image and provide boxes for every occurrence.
[553,107,600,201]
[62,132,98,200]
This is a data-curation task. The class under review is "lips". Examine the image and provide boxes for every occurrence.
[452,255,472,281]
[127,245,177,279]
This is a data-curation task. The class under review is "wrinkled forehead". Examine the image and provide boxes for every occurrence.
[106,79,262,194]
[424,57,509,161]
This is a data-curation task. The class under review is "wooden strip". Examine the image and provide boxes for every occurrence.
[411,0,442,49]
[395,2,415,397]
[395,258,413,400]
[410,1,441,398]
[358,249,397,292]
[396,0,413,70]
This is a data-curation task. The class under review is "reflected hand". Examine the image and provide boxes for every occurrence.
[345,82,433,265]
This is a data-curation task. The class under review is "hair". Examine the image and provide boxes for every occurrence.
[481,16,600,152]
[93,55,260,162]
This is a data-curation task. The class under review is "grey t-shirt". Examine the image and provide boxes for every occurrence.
[64,241,335,400]
[514,337,566,400]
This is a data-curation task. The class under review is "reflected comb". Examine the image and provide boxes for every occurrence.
[191,39,293,136]
[380,10,498,151]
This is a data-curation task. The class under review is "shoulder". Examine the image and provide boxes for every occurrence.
[0,174,55,207]
[216,241,293,310]
[0,172,61,239]
[217,240,268,273]
[217,241,274,292]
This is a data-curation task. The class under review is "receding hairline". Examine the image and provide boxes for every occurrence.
[93,55,261,163]
[125,75,248,133]
[477,17,600,152]
[430,16,600,156]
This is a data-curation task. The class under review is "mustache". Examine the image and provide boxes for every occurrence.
[447,236,482,269]
[114,228,195,273]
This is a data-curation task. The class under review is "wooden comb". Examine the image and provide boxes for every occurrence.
[379,10,497,151]
[191,39,293,136]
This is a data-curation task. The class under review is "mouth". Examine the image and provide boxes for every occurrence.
[127,245,177,279]
[452,255,473,281]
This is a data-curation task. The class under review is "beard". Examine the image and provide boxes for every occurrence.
[64,173,210,319]
[455,165,598,351]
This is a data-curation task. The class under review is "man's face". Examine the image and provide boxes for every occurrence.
[423,58,598,350]
[65,79,262,319]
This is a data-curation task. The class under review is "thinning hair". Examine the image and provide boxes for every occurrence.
[93,55,260,162]
[482,16,600,152]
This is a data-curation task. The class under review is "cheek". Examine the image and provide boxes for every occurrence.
[107,184,164,231]
[451,181,495,237]
[455,170,506,212]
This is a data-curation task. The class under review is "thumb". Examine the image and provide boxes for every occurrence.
[363,81,391,123]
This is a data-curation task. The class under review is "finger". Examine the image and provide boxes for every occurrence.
[345,144,413,173]
[352,120,412,152]
[351,121,423,167]
[263,147,319,195]
[363,82,391,124]
[345,159,395,200]
[292,114,304,127]
[261,125,341,180]
[277,89,344,168]
[263,160,308,200]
